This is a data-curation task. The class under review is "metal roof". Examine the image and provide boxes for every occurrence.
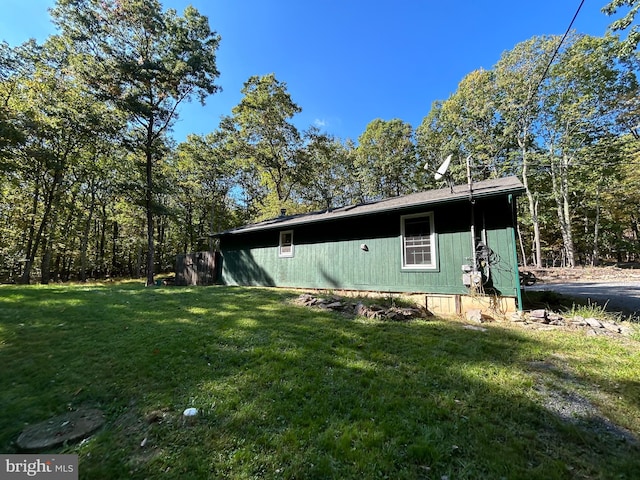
[215,175,525,236]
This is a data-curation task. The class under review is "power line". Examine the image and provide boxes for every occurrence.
[528,0,586,107]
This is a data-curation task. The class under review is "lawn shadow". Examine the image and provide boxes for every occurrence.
[0,283,638,479]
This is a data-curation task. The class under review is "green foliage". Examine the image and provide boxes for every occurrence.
[299,128,358,210]
[0,284,639,478]
[171,132,242,249]
[219,74,309,219]
[417,32,640,266]
[602,0,640,55]
[538,33,640,266]
[417,69,512,185]
[2,1,640,281]
[51,0,222,285]
[566,299,628,323]
[355,118,417,201]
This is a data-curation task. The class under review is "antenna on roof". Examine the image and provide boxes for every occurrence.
[426,154,454,193]
[434,154,452,181]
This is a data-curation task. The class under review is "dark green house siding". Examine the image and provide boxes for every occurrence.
[218,195,520,298]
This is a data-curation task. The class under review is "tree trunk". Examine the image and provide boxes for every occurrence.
[551,153,575,268]
[185,201,194,253]
[41,237,53,284]
[136,240,144,278]
[50,188,79,283]
[520,134,542,267]
[591,179,602,267]
[145,132,155,286]
[99,204,106,277]
[40,196,61,285]
[517,223,527,267]
[156,215,165,273]
[19,178,40,284]
[112,220,119,276]
[79,186,96,282]
[22,170,62,284]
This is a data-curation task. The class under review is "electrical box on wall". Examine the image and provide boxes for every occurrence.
[462,273,482,288]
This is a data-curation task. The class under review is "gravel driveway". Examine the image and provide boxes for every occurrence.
[528,280,640,316]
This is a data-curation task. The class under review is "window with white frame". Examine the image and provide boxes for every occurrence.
[401,213,436,269]
[279,230,294,257]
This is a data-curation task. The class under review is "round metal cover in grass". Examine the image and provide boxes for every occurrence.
[16,408,104,452]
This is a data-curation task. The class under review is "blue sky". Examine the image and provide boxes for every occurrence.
[0,0,622,144]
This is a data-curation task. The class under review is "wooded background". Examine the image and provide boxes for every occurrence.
[1,0,639,284]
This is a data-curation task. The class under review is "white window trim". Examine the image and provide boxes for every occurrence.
[400,212,437,270]
[279,230,294,258]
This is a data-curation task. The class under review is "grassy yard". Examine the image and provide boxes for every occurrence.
[0,283,639,479]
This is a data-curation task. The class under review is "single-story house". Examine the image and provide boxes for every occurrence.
[213,176,526,316]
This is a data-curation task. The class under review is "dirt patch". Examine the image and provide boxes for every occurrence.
[523,265,640,284]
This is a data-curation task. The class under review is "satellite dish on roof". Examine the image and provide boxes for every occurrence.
[434,154,452,181]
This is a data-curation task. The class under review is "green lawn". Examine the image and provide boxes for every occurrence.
[1,283,639,479]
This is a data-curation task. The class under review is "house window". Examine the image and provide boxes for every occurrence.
[401,213,436,269]
[279,230,294,258]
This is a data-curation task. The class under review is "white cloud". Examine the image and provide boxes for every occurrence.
[314,118,327,128]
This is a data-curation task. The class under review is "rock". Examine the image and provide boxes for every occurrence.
[16,408,104,452]
[548,312,564,322]
[601,321,622,333]
[325,301,344,310]
[463,325,487,332]
[296,294,316,306]
[570,315,586,326]
[401,308,424,319]
[465,309,483,323]
[354,303,383,319]
[599,321,635,336]
[386,311,402,321]
[584,317,603,329]
[182,407,198,426]
[529,309,548,320]
[618,324,635,336]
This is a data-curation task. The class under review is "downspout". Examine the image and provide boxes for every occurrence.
[467,156,477,278]
[509,194,523,311]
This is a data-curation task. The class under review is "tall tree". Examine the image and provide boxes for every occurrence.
[493,35,560,267]
[415,101,460,190]
[173,132,238,251]
[602,0,640,55]
[222,74,307,219]
[51,0,221,286]
[298,127,356,211]
[355,118,417,201]
[4,38,120,283]
[0,42,27,163]
[416,70,515,191]
[539,33,640,267]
